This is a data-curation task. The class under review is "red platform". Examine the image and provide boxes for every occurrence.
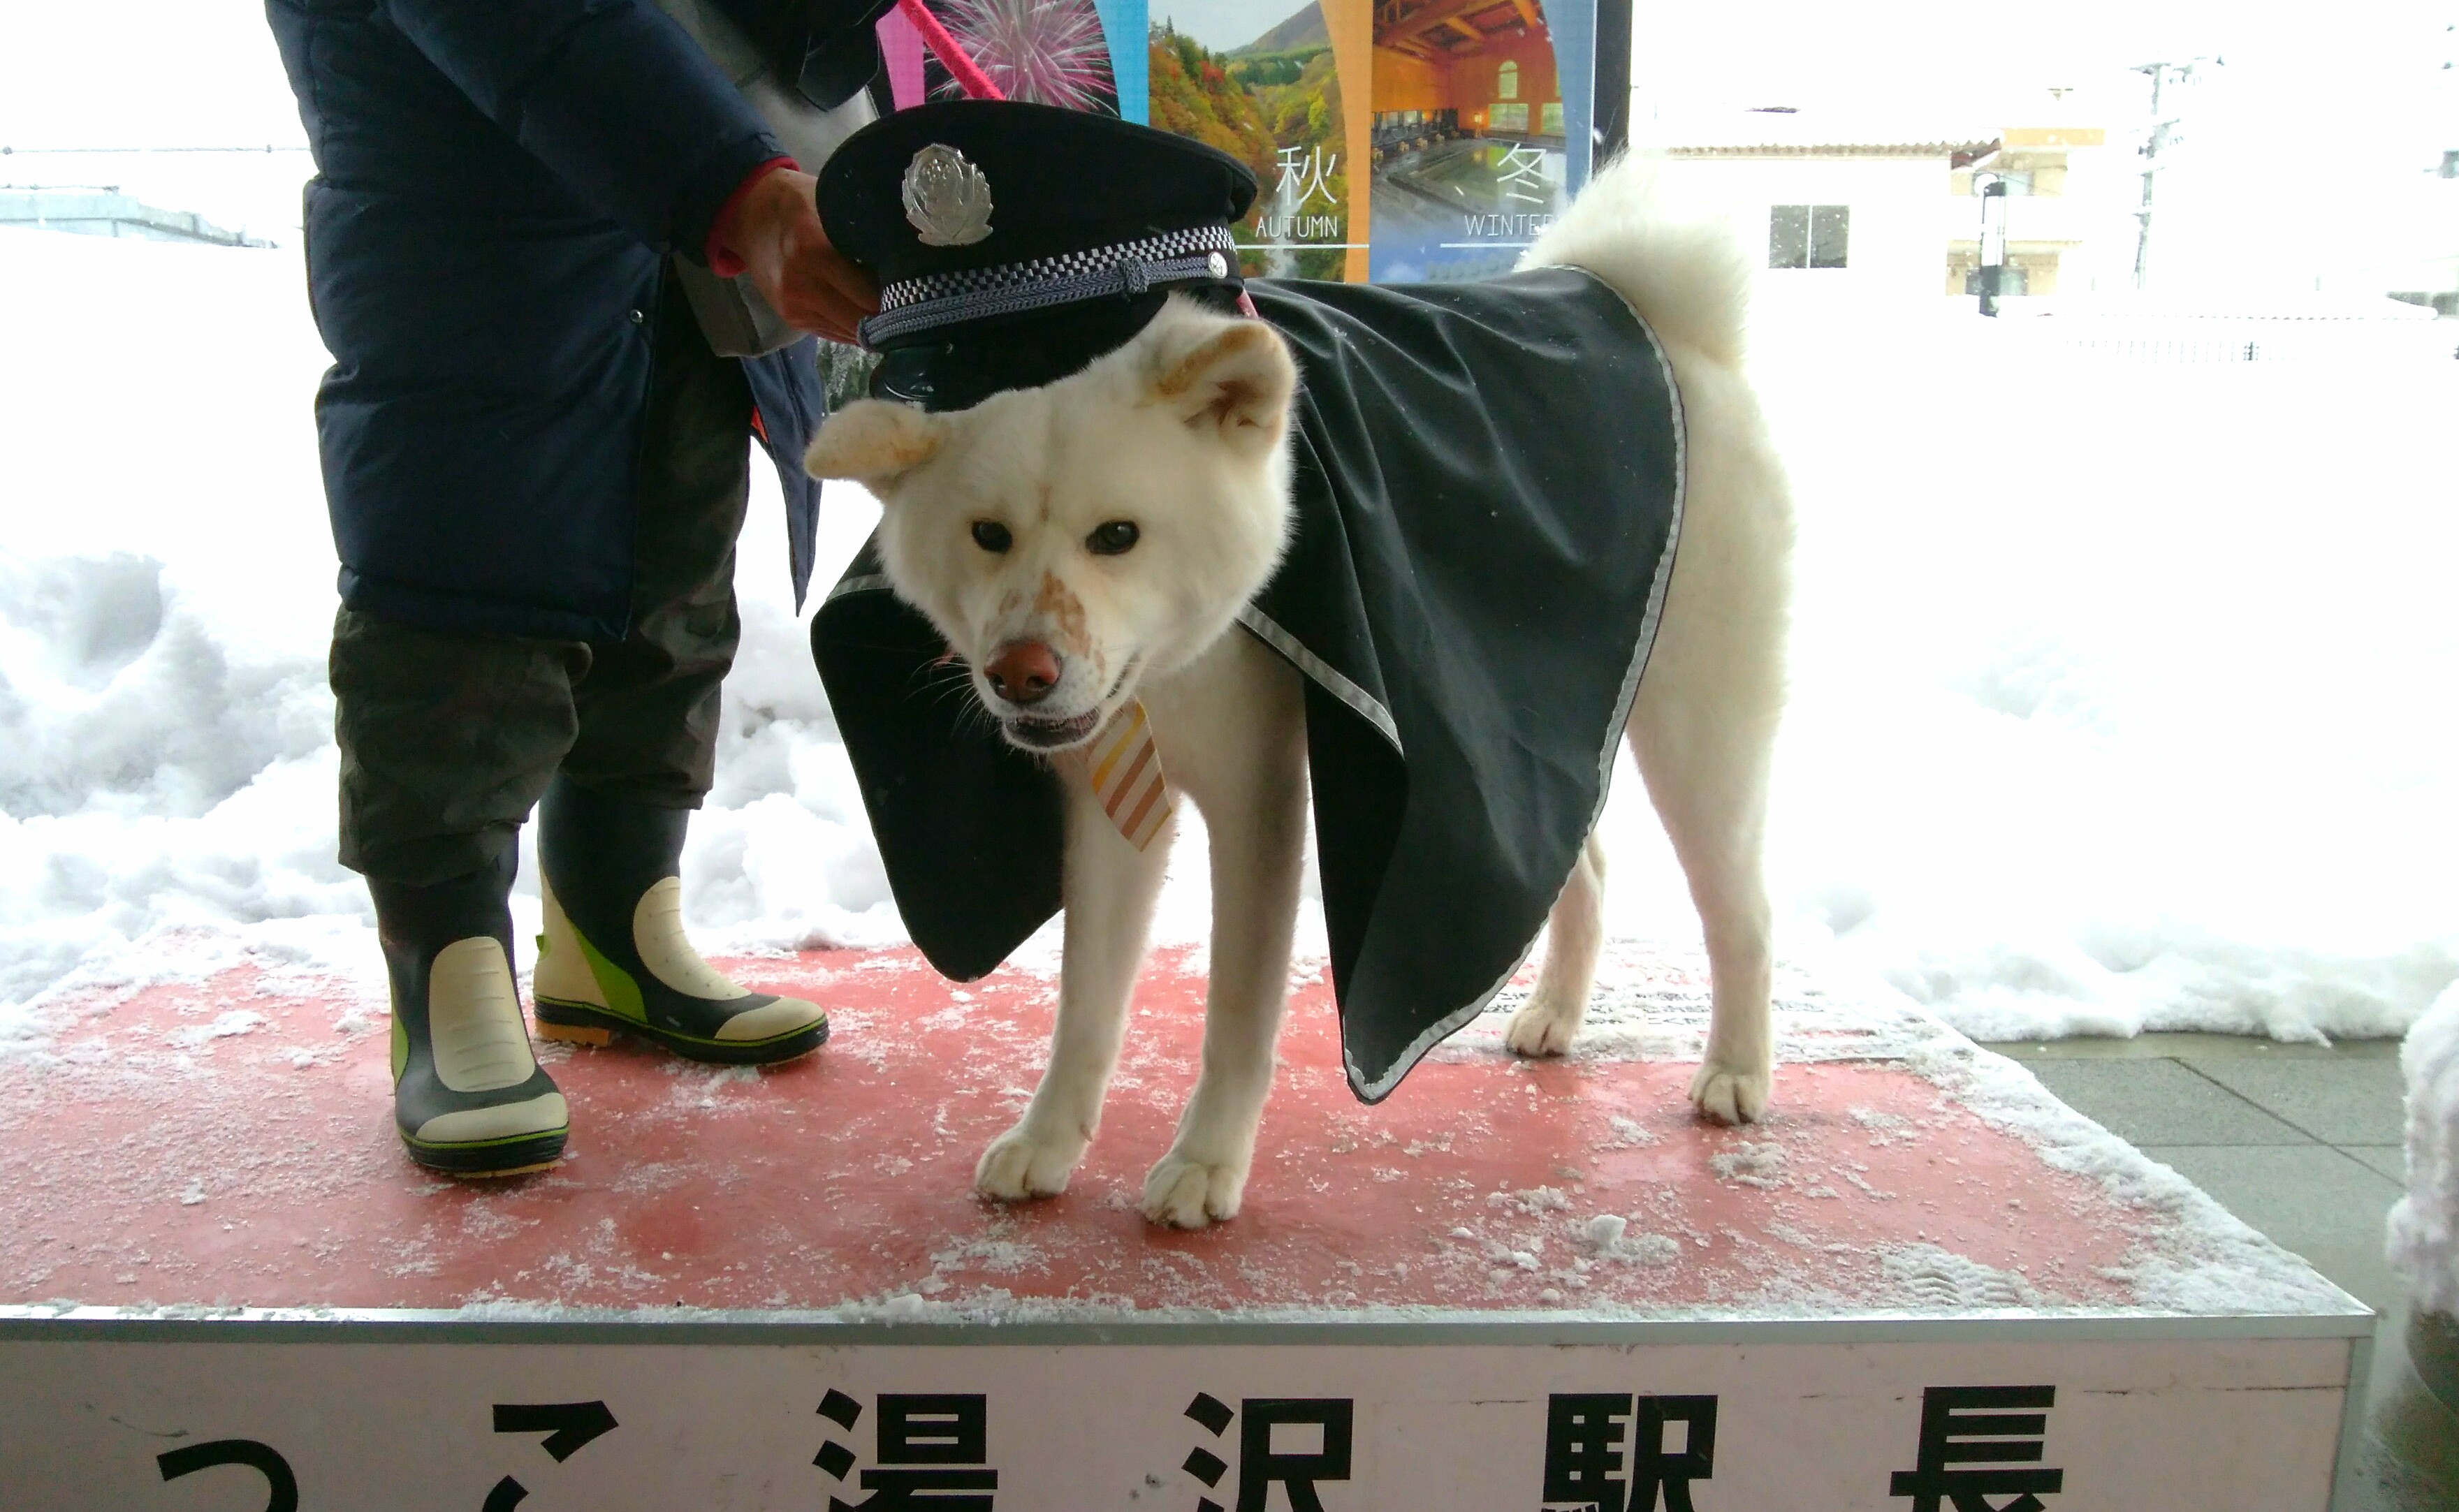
[0,947,2378,1511]
[0,946,2357,1318]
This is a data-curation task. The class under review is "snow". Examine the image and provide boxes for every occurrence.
[1439,950,2362,1319]
[29,946,2333,1328]
[1715,301,2459,1043]
[2387,983,2459,1314]
[4,212,2457,1060]
[1707,1142,1788,1188]
[0,226,903,1052]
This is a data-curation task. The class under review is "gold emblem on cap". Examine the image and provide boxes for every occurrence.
[901,144,993,248]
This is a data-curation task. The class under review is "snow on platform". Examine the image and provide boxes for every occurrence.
[0,946,2357,1319]
[0,948,2377,1509]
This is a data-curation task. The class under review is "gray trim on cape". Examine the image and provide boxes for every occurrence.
[1235,605,1402,754]
[1336,281,1689,1102]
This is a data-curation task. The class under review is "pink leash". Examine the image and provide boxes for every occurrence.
[893,0,1004,101]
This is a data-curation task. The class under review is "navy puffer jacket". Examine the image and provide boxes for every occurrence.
[268,0,801,642]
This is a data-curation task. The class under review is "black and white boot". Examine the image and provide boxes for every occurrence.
[531,775,830,1065]
[372,850,569,1177]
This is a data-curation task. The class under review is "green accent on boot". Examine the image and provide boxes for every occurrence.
[571,919,648,1025]
[532,897,827,1065]
[370,857,568,1181]
[535,774,828,1067]
[532,994,829,1064]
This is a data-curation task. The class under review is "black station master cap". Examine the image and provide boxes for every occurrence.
[818,100,1260,411]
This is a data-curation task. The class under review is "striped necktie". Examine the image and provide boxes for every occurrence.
[1087,700,1174,850]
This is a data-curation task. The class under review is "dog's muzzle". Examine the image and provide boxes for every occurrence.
[988,656,1140,753]
[1004,708,1103,749]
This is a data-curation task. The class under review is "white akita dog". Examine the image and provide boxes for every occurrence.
[806,157,1792,1229]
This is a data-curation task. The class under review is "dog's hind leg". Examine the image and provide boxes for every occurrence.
[1635,696,1775,1125]
[1138,635,1308,1229]
[1627,358,1790,1126]
[975,788,1175,1202]
[1505,829,1607,1057]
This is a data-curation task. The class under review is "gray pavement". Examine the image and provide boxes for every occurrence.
[1984,1033,2455,1509]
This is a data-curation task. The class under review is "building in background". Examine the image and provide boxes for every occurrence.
[1944,126,2109,298]
[1652,105,2130,304]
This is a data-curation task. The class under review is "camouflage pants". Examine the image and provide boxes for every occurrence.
[332,279,753,886]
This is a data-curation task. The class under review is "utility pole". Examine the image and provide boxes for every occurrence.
[2130,57,2217,290]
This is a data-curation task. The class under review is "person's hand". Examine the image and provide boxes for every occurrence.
[715,168,878,344]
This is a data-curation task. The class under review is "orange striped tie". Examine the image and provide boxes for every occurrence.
[1087,700,1174,850]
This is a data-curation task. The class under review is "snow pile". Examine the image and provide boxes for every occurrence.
[2387,983,2459,1315]
[0,226,898,1054]
[1576,1214,1681,1266]
[5,220,2456,1057]
[1592,302,2459,1044]
[1707,1141,1788,1189]
[0,230,372,1036]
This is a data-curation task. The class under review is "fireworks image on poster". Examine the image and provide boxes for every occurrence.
[928,0,1119,112]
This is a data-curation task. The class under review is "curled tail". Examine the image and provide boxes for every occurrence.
[1521,154,1752,367]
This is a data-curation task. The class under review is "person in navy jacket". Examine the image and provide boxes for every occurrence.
[265,0,879,1176]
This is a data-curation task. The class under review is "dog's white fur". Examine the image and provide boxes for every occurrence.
[807,157,1792,1229]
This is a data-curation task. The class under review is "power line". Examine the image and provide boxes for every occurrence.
[0,145,309,155]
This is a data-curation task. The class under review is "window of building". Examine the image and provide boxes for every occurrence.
[1769,205,1850,269]
[1496,61,1519,100]
[1490,102,1529,132]
[1540,101,1565,136]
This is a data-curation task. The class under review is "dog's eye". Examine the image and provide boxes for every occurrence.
[1086,520,1140,556]
[970,520,1012,553]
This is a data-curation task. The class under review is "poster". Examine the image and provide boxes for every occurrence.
[889,0,1619,284]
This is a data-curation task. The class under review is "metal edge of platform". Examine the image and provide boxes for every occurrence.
[0,1304,2377,1347]
[2329,1323,2380,1512]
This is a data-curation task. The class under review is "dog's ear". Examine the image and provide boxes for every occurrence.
[804,400,944,489]
[1146,316,1297,453]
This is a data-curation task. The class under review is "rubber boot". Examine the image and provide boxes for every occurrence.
[371,849,569,1177]
[532,774,829,1065]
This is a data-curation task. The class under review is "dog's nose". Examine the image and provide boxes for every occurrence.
[984,640,1060,707]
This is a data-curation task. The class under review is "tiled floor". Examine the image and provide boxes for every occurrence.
[1984,1033,2454,1509]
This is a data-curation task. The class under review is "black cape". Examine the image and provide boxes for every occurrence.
[811,264,1684,1101]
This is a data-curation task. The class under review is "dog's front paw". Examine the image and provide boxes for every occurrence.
[1140,1152,1248,1229]
[975,1123,1088,1203]
[1503,990,1582,1057]
[1688,1062,1772,1125]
